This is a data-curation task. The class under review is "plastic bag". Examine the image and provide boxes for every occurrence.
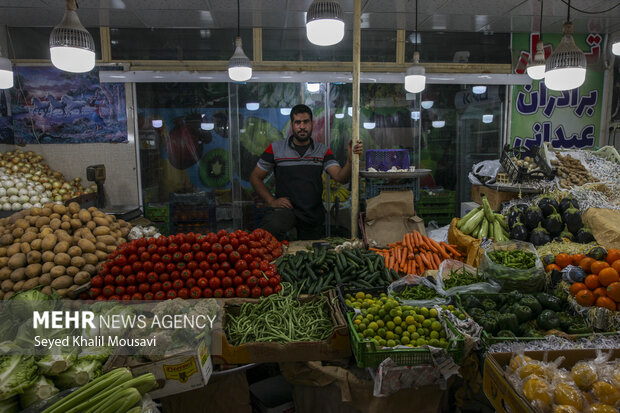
[437,259,501,296]
[471,160,501,185]
[480,241,545,293]
[387,274,448,307]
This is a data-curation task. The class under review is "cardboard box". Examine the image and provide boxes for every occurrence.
[471,185,519,211]
[483,349,620,413]
[362,215,426,249]
[213,290,351,365]
[106,340,213,399]
[250,375,296,413]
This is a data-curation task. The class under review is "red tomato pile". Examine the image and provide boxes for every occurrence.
[83,229,285,301]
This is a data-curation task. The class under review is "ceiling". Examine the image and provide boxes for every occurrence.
[0,0,619,36]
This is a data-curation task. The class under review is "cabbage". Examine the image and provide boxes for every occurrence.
[35,352,77,376]
[19,376,58,408]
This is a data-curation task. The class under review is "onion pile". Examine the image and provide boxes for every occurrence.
[0,150,97,210]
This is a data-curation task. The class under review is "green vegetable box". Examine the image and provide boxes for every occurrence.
[455,291,594,344]
[103,339,213,399]
[215,290,352,364]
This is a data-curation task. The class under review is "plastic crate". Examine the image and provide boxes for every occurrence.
[366,181,415,199]
[144,203,169,223]
[365,149,410,172]
[346,312,464,368]
[417,189,456,206]
[170,192,216,234]
[500,144,555,183]
[416,213,453,225]
[416,205,455,215]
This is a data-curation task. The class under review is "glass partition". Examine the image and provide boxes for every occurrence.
[135,80,505,236]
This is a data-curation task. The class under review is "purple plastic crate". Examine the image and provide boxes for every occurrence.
[365,149,410,171]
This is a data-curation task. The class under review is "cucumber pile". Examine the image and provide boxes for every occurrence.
[276,248,398,294]
[457,195,510,241]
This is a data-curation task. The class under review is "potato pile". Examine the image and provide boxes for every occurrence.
[551,154,597,189]
[511,155,542,174]
[0,202,130,299]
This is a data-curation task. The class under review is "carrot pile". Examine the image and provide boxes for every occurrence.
[370,230,464,275]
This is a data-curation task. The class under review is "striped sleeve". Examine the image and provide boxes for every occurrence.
[323,148,340,171]
[257,143,275,172]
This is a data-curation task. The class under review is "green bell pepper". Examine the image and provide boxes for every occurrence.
[536,293,563,312]
[537,309,560,331]
[520,295,543,316]
[498,313,520,334]
[513,304,534,323]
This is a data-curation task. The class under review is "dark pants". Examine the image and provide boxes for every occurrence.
[260,208,325,241]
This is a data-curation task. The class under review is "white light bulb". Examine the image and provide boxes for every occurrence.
[50,47,95,73]
[410,111,420,120]
[544,68,586,91]
[348,107,353,117]
[228,66,252,82]
[363,122,376,130]
[306,19,345,46]
[613,40,620,56]
[246,102,260,111]
[335,113,344,119]
[432,120,445,128]
[201,122,214,130]
[152,119,162,128]
[482,114,493,124]
[526,64,546,80]
[280,108,292,116]
[472,85,487,94]
[421,100,434,109]
[306,83,321,93]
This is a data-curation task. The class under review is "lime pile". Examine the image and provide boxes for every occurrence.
[345,292,463,349]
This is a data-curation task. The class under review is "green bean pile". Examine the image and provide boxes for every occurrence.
[488,249,537,269]
[442,269,483,290]
[392,284,439,300]
[225,282,334,345]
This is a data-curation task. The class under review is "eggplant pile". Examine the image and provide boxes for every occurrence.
[504,195,595,246]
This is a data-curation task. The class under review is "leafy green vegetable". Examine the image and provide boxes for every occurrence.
[20,376,58,409]
[53,358,103,390]
[0,354,39,401]
[0,397,18,413]
[36,352,77,376]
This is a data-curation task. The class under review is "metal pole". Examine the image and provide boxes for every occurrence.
[350,0,361,238]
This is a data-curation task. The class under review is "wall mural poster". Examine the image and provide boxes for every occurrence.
[510,33,604,150]
[0,67,127,144]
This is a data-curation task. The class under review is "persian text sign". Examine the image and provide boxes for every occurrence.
[510,33,604,150]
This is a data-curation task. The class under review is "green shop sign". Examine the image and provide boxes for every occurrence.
[510,32,604,150]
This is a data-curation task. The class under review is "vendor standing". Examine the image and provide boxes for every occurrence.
[250,104,363,240]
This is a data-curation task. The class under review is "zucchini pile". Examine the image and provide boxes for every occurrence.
[276,248,398,294]
[457,195,510,241]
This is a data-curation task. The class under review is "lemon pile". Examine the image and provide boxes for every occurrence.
[345,292,464,349]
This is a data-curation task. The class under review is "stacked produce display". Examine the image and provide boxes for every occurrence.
[0,150,97,209]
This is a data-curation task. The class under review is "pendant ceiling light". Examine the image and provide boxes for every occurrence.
[612,33,620,56]
[404,0,425,93]
[306,0,345,46]
[228,0,252,82]
[49,0,95,73]
[544,0,586,91]
[0,54,12,89]
[527,0,546,80]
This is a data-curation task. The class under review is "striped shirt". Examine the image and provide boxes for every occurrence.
[257,136,339,224]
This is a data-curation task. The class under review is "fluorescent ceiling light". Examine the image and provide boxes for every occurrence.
[246,102,259,111]
[49,0,96,73]
[432,120,445,128]
[152,119,162,128]
[363,122,376,130]
[410,111,420,120]
[306,0,345,46]
[482,114,493,123]
[306,82,321,92]
[544,21,586,91]
[280,108,291,116]
[472,85,487,94]
[421,100,434,109]
[0,56,14,89]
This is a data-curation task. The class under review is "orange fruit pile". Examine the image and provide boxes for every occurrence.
[567,249,620,311]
